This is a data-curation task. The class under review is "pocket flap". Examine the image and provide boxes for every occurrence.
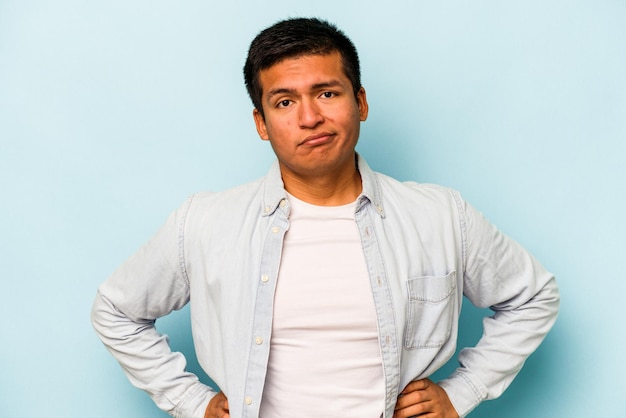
[407,270,456,303]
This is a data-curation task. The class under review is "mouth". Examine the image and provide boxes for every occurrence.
[299,132,335,147]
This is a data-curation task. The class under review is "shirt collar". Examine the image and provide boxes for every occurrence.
[356,154,386,218]
[261,154,385,218]
[261,160,288,217]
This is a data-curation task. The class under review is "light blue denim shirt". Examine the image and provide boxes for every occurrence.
[92,156,559,418]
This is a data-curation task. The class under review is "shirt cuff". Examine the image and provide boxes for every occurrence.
[172,382,218,418]
[438,369,488,418]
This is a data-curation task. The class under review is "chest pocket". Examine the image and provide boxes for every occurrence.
[404,271,457,350]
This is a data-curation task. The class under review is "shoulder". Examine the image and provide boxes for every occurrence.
[190,177,265,204]
[177,176,267,223]
[374,171,462,209]
[358,155,461,209]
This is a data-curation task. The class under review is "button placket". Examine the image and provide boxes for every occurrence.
[355,202,400,415]
[242,205,289,416]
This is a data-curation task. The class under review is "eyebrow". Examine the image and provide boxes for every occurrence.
[266,80,345,101]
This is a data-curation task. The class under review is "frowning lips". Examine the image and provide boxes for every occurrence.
[299,132,335,146]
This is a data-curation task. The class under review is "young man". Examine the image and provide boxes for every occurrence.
[92,18,559,418]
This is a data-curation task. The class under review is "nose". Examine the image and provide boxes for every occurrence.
[298,99,324,128]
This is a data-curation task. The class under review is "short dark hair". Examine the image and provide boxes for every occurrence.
[243,17,362,118]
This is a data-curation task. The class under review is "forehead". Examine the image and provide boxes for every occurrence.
[258,52,349,94]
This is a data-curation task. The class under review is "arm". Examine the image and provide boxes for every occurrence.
[91,201,217,418]
[438,195,560,417]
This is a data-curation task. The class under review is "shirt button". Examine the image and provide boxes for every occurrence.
[255,337,263,345]
[264,206,271,213]
[279,199,286,207]
[271,226,279,233]
[377,276,382,287]
[261,274,269,283]
[245,397,252,405]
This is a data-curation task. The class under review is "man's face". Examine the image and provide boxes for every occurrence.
[253,51,368,181]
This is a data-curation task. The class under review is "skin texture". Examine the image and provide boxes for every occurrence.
[253,51,368,206]
[204,52,459,417]
[393,379,459,418]
[205,391,229,418]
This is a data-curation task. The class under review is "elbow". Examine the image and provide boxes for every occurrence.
[532,273,560,334]
[546,274,560,323]
[91,290,108,337]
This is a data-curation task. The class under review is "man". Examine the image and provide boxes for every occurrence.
[92,17,559,418]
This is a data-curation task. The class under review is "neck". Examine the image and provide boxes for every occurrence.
[280,159,362,206]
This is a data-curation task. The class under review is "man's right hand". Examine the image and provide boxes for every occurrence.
[204,391,230,418]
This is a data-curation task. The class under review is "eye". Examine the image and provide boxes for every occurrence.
[277,99,292,108]
[321,91,335,99]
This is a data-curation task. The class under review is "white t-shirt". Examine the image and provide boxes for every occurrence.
[259,194,384,417]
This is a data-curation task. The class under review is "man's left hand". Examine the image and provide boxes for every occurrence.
[393,378,459,418]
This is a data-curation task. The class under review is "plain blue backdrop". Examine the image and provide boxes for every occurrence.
[1,1,624,416]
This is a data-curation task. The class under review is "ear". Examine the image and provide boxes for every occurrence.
[357,87,369,121]
[253,108,269,141]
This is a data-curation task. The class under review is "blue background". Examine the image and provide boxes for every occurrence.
[1,1,624,416]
